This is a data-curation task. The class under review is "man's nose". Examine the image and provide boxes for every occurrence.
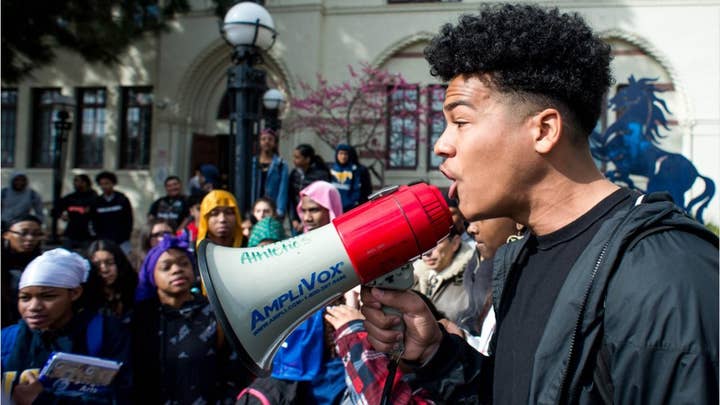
[434,129,455,158]
[28,298,43,311]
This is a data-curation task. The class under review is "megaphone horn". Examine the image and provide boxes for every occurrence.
[198,182,452,376]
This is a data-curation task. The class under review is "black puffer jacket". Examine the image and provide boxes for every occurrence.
[411,193,718,404]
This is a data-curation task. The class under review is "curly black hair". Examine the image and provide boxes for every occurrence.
[424,4,612,136]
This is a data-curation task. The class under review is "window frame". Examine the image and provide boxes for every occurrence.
[385,84,420,170]
[119,86,153,169]
[74,87,107,168]
[2,88,19,167]
[426,84,447,170]
[30,87,62,168]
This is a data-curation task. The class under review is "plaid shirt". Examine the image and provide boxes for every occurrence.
[333,320,435,405]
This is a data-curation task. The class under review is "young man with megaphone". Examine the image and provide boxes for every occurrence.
[360,4,718,405]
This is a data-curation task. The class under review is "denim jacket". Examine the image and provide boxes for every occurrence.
[252,155,289,217]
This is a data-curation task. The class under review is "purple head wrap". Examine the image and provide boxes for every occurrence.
[135,235,194,302]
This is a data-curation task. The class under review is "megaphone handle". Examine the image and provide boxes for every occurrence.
[381,305,406,359]
[363,262,414,358]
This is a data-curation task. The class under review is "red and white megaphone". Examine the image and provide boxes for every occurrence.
[197,182,452,376]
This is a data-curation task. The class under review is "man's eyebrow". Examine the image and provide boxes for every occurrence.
[443,100,475,112]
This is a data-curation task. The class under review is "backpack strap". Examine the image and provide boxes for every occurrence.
[86,313,104,357]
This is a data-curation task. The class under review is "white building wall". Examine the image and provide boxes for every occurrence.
[3,0,719,231]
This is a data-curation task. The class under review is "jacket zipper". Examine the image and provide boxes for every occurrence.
[557,240,610,404]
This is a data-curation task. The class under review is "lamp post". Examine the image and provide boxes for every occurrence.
[262,88,285,131]
[43,94,75,245]
[221,2,276,214]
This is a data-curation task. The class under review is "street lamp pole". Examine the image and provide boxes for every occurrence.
[222,2,276,214]
[51,110,72,244]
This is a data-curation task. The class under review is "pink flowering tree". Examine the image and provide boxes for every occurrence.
[287,63,430,186]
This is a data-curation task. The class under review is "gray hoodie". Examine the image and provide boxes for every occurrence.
[1,172,44,223]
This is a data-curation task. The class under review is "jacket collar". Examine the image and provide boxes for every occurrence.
[413,242,475,296]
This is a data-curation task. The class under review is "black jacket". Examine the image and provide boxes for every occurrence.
[131,296,250,403]
[55,190,98,241]
[411,193,718,404]
[90,192,133,244]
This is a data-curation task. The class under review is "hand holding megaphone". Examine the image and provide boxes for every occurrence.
[198,182,452,376]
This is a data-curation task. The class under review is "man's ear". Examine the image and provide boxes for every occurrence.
[69,287,83,302]
[450,234,462,251]
[530,108,562,154]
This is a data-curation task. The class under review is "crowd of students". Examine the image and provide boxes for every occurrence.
[1,158,520,404]
[3,3,718,403]
[0,127,392,405]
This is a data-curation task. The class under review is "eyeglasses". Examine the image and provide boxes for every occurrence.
[6,230,44,239]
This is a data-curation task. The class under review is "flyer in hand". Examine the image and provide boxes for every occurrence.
[39,352,122,398]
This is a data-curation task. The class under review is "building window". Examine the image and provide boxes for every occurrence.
[120,86,153,169]
[2,89,18,167]
[387,85,419,169]
[75,88,106,168]
[30,88,61,167]
[427,85,446,169]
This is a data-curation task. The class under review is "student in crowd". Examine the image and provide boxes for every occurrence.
[132,236,249,403]
[90,171,134,256]
[251,128,289,219]
[87,239,138,323]
[361,4,718,403]
[252,196,278,223]
[1,172,45,224]
[412,227,475,324]
[350,145,373,206]
[247,216,286,248]
[329,144,362,212]
[288,143,330,234]
[53,174,98,252]
[1,215,44,328]
[450,217,523,355]
[147,175,189,230]
[1,249,132,404]
[447,197,475,250]
[129,218,175,272]
[239,210,256,248]
[197,189,244,248]
[198,163,221,193]
[142,219,175,252]
[176,194,203,252]
[187,165,204,197]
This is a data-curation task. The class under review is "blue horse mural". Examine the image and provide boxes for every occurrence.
[591,76,715,223]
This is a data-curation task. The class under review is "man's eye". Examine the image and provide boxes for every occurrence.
[455,121,468,128]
